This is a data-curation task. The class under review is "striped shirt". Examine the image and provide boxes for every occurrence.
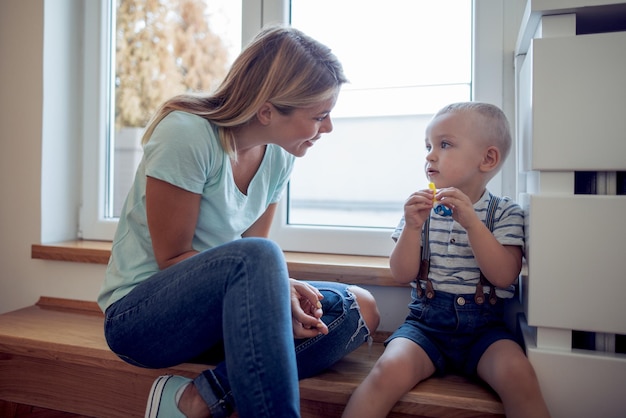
[391,190,524,298]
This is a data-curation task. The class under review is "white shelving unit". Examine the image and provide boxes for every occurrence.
[515,1,626,417]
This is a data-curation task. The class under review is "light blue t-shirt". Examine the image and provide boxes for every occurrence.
[391,190,524,298]
[98,111,295,311]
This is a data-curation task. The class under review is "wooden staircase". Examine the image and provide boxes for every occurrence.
[0,297,504,418]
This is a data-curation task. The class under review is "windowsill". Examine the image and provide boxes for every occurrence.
[31,241,401,287]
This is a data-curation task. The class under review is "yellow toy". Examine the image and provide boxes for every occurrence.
[429,182,452,216]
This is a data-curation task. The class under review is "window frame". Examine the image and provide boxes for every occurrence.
[80,0,268,240]
[269,0,508,256]
[80,0,509,258]
[80,0,115,240]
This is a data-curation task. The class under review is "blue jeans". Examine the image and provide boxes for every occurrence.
[387,288,517,376]
[104,238,371,418]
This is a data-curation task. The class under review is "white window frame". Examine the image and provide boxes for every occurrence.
[270,0,507,256]
[80,0,509,258]
[80,0,268,240]
[80,0,115,240]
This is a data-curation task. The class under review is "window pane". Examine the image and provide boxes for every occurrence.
[288,0,471,229]
[110,0,241,216]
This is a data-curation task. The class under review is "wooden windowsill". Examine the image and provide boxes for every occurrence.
[31,240,401,287]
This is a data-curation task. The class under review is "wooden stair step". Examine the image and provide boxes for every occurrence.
[0,297,504,418]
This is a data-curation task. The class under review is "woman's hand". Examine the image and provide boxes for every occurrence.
[289,279,329,338]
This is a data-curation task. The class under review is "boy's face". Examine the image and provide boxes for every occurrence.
[424,111,490,190]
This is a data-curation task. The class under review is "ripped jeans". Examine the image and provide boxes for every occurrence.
[103,238,371,418]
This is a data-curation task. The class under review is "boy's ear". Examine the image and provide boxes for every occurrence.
[256,102,274,125]
[480,146,500,173]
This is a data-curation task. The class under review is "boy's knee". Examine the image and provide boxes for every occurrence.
[480,341,536,387]
[348,286,380,333]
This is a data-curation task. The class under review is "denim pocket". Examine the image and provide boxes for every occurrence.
[407,300,429,322]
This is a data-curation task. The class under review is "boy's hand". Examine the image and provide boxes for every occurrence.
[434,187,481,229]
[403,189,434,230]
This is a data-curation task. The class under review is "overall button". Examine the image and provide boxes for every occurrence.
[456,296,466,306]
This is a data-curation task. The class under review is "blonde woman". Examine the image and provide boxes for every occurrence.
[98,25,379,418]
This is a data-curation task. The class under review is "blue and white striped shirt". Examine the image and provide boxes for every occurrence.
[391,190,524,298]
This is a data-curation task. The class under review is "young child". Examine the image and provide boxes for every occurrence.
[342,102,550,418]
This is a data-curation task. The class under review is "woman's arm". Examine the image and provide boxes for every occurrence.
[242,203,278,238]
[146,176,201,270]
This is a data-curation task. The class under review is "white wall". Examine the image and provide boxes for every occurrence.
[0,0,523,333]
[0,0,105,315]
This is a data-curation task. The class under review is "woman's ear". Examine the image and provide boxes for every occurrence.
[480,146,500,173]
[256,102,274,126]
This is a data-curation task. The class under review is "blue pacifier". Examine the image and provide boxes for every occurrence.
[434,203,453,216]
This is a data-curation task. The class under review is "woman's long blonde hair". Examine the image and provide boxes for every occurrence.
[141,25,347,156]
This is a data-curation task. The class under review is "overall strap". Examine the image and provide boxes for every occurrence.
[474,194,502,305]
[416,194,502,303]
[416,216,435,298]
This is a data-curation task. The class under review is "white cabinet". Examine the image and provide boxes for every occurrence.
[515,1,626,417]
[527,195,626,333]
[523,31,626,171]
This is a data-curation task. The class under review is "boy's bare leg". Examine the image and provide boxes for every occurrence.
[477,339,551,418]
[342,337,436,418]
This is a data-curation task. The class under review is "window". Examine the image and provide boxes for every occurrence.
[271,1,506,256]
[289,1,471,229]
[80,0,242,239]
[112,0,242,216]
[80,0,245,239]
[81,0,507,257]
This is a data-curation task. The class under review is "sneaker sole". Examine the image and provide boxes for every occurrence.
[145,375,171,418]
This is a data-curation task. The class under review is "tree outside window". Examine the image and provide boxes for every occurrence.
[115,0,229,128]
[113,0,230,214]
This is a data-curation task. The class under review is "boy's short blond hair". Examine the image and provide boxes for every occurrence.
[434,102,512,162]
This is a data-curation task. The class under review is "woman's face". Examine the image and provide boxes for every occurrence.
[270,95,338,157]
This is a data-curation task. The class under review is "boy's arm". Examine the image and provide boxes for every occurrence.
[465,220,522,288]
[389,189,433,284]
[389,227,423,284]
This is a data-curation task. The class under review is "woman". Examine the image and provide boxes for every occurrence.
[98,25,380,418]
